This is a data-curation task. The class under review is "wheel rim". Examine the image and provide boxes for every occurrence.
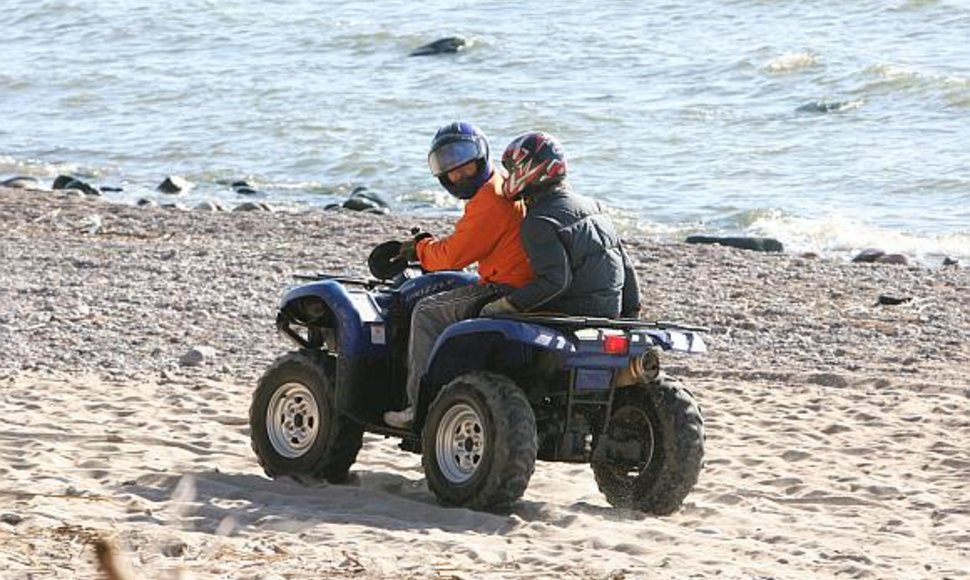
[435,403,486,484]
[266,382,320,459]
[607,405,656,481]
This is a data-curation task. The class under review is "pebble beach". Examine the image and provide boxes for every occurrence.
[1,185,967,578]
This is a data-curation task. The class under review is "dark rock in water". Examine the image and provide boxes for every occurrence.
[350,185,390,204]
[342,197,384,212]
[410,36,466,56]
[685,235,784,253]
[136,198,157,208]
[849,249,908,266]
[99,186,124,192]
[877,294,912,306]
[231,180,261,195]
[52,174,100,196]
[852,248,885,263]
[52,175,76,190]
[1,176,41,189]
[942,257,960,267]
[233,201,272,212]
[875,253,908,266]
[796,100,863,114]
[157,175,194,194]
[194,201,224,212]
[343,185,391,213]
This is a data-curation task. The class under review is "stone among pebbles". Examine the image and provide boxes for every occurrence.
[179,346,217,367]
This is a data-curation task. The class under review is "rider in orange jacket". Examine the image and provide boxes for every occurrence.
[412,171,533,287]
[384,122,534,428]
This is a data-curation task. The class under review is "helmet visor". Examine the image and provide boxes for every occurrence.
[428,139,484,176]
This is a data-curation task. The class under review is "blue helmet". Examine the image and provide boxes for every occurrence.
[428,122,493,199]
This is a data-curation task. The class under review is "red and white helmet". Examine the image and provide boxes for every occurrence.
[500,131,568,200]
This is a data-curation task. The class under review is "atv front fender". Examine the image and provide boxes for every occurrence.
[278,280,385,358]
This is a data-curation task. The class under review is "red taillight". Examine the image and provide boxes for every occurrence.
[603,334,629,355]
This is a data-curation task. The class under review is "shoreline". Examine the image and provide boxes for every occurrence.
[3,175,968,269]
[1,185,968,578]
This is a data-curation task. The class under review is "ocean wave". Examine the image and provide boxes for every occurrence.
[747,212,970,263]
[0,156,89,179]
[2,0,968,263]
[0,74,29,90]
[859,64,970,101]
[605,202,970,264]
[396,187,462,211]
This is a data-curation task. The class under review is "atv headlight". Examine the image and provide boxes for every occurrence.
[286,297,331,326]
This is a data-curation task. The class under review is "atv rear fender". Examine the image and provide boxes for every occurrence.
[422,317,707,401]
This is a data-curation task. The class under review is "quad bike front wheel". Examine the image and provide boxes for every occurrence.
[591,375,704,515]
[250,350,363,484]
[422,371,537,511]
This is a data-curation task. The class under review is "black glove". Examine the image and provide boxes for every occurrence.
[399,228,433,262]
[398,239,418,262]
[409,227,433,242]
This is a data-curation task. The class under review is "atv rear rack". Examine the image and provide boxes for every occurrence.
[490,312,709,333]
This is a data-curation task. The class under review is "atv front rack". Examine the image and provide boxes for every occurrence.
[292,272,389,290]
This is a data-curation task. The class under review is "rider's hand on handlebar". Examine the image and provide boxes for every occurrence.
[398,240,419,262]
[399,228,434,262]
[409,227,434,243]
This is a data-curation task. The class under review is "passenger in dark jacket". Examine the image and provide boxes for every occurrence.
[480,131,640,319]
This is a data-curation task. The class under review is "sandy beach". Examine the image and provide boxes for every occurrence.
[1,186,967,579]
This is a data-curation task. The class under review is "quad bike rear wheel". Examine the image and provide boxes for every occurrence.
[250,350,363,484]
[591,375,704,515]
[422,371,537,511]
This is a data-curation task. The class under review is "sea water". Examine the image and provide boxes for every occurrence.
[2,0,969,263]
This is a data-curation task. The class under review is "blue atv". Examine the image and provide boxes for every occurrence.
[249,240,707,514]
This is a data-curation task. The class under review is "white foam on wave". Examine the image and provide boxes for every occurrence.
[553,204,970,266]
[863,63,970,98]
[396,187,462,211]
[0,156,88,179]
[763,52,819,74]
[747,210,970,264]
[869,63,920,82]
[611,213,688,241]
